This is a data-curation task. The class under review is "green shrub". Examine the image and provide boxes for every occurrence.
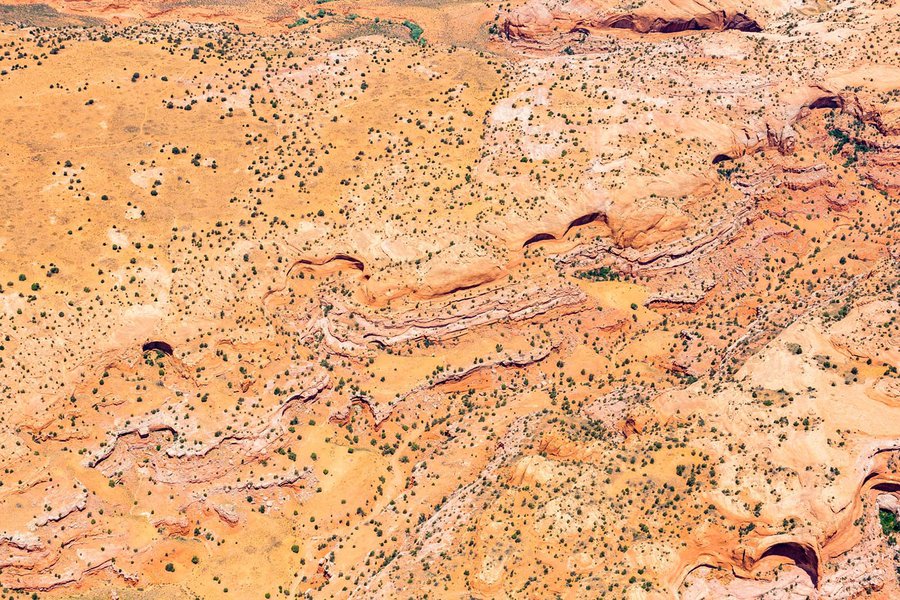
[403,21,425,44]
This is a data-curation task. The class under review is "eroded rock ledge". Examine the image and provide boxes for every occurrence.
[500,0,762,49]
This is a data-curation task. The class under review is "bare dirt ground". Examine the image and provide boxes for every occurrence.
[0,0,898,598]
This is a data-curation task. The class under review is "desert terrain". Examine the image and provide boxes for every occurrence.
[0,0,898,598]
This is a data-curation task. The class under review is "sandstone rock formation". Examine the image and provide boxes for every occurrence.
[0,0,897,597]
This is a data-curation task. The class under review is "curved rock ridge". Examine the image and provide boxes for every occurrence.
[499,0,764,48]
[710,86,896,162]
[282,277,588,355]
[86,369,329,471]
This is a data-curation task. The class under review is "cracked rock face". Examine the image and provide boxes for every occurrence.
[0,0,898,597]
